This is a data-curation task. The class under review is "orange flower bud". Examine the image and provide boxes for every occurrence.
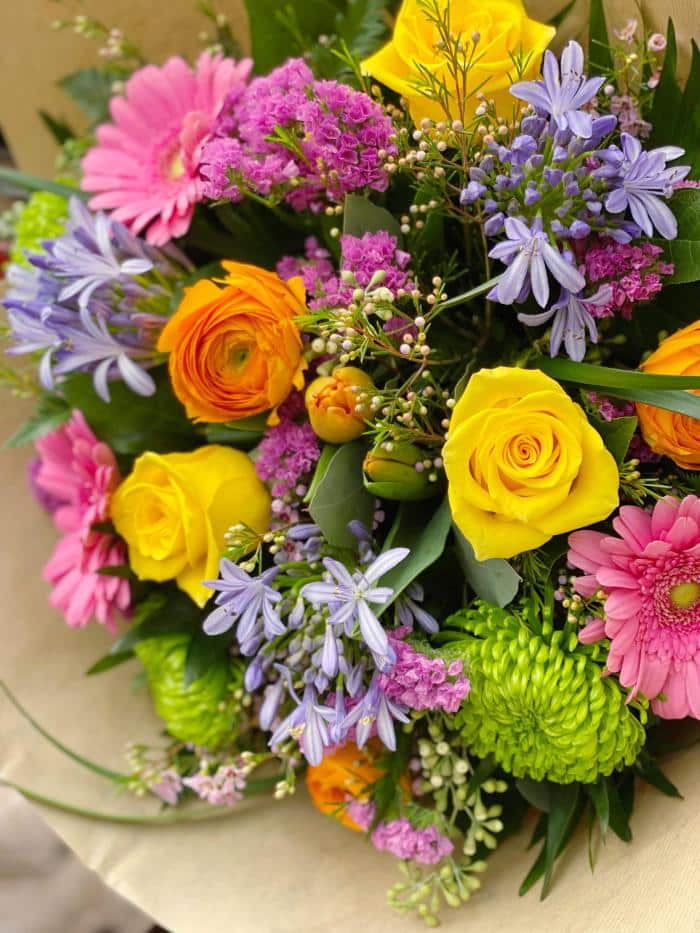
[305,366,375,443]
[306,741,386,831]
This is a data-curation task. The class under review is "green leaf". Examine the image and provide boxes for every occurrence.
[587,778,610,841]
[602,386,700,420]
[370,730,411,826]
[202,413,268,449]
[304,444,338,503]
[4,394,70,448]
[591,415,638,465]
[606,777,633,842]
[588,0,613,75]
[334,0,388,61]
[548,0,576,28]
[39,110,76,146]
[537,356,700,391]
[453,527,521,608]
[62,367,199,456]
[95,564,133,579]
[343,193,401,239]
[58,68,114,124]
[184,630,230,687]
[656,188,700,284]
[377,498,453,613]
[650,21,682,150]
[110,589,201,655]
[243,0,343,73]
[541,784,581,899]
[437,275,502,311]
[308,441,374,548]
[635,753,683,798]
[516,777,553,813]
[85,650,135,676]
[0,166,88,200]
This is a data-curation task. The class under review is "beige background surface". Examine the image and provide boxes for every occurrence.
[1,2,700,931]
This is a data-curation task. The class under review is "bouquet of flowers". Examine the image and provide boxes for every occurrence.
[2,0,700,923]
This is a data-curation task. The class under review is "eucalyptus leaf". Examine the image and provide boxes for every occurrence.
[343,193,401,239]
[454,527,521,608]
[308,441,374,548]
[377,498,453,613]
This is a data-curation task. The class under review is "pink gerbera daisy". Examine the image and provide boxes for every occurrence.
[81,52,252,245]
[34,410,120,540]
[568,495,700,719]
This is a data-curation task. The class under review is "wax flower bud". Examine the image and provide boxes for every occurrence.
[305,366,375,443]
[363,442,440,500]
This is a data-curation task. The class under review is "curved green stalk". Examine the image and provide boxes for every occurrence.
[0,681,131,784]
[0,774,279,826]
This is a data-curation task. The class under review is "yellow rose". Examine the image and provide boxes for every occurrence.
[305,366,375,444]
[111,446,271,607]
[636,320,700,469]
[362,0,555,124]
[443,368,619,560]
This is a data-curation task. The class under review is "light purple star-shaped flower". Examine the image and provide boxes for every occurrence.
[203,560,284,641]
[518,284,613,361]
[510,41,604,139]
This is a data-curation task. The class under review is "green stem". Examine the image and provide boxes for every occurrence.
[438,275,502,311]
[0,167,87,200]
[0,775,279,826]
[0,681,130,784]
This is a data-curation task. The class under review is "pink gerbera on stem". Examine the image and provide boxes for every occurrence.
[568,496,700,719]
[33,411,130,630]
[81,52,251,245]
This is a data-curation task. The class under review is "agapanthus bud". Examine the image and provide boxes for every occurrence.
[363,443,440,500]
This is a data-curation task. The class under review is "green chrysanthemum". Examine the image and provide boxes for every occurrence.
[135,636,246,751]
[442,601,646,784]
[10,191,70,266]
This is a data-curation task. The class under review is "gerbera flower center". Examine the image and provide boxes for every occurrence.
[670,581,700,610]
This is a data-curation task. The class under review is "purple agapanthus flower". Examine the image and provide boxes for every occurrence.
[393,581,438,634]
[3,197,189,400]
[300,548,409,667]
[488,216,585,307]
[510,41,604,139]
[597,134,690,239]
[518,284,613,361]
[269,684,335,765]
[203,561,284,641]
[342,675,409,751]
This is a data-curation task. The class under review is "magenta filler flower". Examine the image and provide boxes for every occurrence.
[82,52,251,244]
[568,496,700,719]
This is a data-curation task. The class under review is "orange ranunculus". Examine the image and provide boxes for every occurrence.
[305,366,375,444]
[157,261,307,423]
[637,321,700,469]
[306,741,387,831]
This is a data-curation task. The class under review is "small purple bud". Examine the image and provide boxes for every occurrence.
[460,180,486,204]
[569,220,590,239]
[523,187,541,206]
[544,167,563,186]
[244,656,265,692]
[484,212,505,236]
[565,180,580,196]
[551,219,569,236]
[483,198,499,214]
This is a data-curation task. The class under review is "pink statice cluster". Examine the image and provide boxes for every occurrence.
[182,761,249,807]
[569,495,700,720]
[200,58,397,211]
[584,239,674,319]
[32,411,130,630]
[347,800,454,865]
[377,629,471,713]
[277,231,413,311]
[255,392,320,498]
[81,53,252,244]
[150,768,184,806]
[587,392,660,462]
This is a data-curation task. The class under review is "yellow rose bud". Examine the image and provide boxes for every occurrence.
[111,446,270,607]
[363,442,439,500]
[305,366,375,444]
[636,320,700,469]
[443,368,619,560]
[361,0,555,125]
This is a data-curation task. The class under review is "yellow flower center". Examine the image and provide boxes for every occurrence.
[169,151,185,179]
[669,581,700,610]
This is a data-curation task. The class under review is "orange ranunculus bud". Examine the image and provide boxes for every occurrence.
[306,741,401,831]
[305,366,375,444]
[157,261,307,423]
[637,321,700,469]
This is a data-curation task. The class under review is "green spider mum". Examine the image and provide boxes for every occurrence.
[10,191,70,266]
[441,600,646,784]
[135,635,246,751]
